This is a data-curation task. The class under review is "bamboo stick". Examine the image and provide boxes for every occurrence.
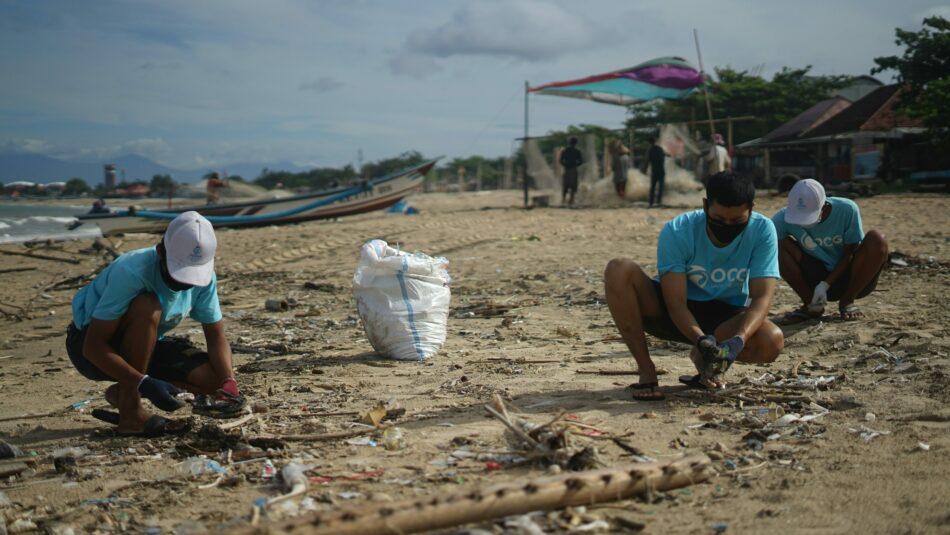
[245,454,713,535]
[0,249,81,264]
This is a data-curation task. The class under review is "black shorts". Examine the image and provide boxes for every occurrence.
[562,169,579,193]
[797,246,881,302]
[643,280,746,344]
[66,322,209,383]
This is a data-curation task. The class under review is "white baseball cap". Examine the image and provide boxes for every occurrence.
[785,179,826,226]
[163,211,216,286]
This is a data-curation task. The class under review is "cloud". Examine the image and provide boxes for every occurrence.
[114,137,174,160]
[0,138,53,154]
[404,0,610,62]
[139,61,183,71]
[387,52,443,79]
[299,76,344,94]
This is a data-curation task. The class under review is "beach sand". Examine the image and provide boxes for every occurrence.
[0,191,948,533]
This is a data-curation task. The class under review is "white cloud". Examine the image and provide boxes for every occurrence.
[404,0,611,62]
[0,138,53,154]
[115,137,174,160]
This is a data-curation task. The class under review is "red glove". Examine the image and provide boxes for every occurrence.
[218,377,240,398]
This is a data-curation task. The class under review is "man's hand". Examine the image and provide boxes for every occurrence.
[810,281,830,313]
[218,377,240,398]
[717,336,744,364]
[138,375,184,412]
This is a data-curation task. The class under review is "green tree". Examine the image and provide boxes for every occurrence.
[63,177,91,195]
[149,174,176,195]
[625,66,851,144]
[872,16,950,131]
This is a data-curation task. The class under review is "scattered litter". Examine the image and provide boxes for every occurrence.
[711,522,729,533]
[0,440,24,459]
[849,425,891,442]
[865,412,877,423]
[346,436,378,447]
[177,457,226,477]
[916,442,930,452]
[336,491,363,500]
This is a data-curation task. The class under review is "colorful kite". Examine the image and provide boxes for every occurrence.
[528,56,704,106]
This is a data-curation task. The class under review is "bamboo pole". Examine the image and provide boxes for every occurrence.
[693,29,719,174]
[245,454,713,535]
[0,249,81,265]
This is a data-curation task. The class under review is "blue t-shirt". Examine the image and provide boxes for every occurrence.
[772,197,864,271]
[71,247,222,338]
[656,210,780,307]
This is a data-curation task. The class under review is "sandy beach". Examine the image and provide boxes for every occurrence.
[0,191,948,534]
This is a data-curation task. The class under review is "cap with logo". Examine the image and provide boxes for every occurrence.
[163,211,216,286]
[784,178,826,226]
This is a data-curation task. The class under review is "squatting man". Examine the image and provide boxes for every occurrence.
[604,171,784,400]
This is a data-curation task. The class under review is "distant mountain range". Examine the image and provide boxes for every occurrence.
[0,152,309,185]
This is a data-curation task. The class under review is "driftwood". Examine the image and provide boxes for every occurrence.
[257,427,373,443]
[0,267,37,275]
[248,454,712,535]
[0,249,81,264]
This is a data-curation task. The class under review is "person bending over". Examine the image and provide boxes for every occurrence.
[66,211,241,436]
[604,171,784,400]
[773,179,888,322]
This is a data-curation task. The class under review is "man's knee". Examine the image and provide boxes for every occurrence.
[127,293,161,324]
[862,230,889,258]
[754,322,784,363]
[604,258,641,289]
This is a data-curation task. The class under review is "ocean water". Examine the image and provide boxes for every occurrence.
[0,203,102,244]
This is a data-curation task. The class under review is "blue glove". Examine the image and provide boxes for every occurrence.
[717,336,745,365]
[138,375,185,412]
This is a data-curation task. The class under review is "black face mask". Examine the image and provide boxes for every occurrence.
[707,217,748,244]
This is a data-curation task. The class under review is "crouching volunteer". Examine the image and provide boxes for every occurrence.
[604,171,784,400]
[66,211,242,436]
[773,179,889,322]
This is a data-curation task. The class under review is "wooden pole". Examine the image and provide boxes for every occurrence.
[523,81,530,208]
[693,29,719,174]
[246,454,713,535]
[0,249,81,265]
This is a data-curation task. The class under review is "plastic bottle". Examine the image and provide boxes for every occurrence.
[381,427,406,450]
[176,456,226,477]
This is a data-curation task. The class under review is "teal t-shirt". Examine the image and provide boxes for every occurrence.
[71,247,222,337]
[656,210,780,307]
[772,197,864,271]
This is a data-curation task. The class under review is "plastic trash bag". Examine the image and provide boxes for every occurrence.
[353,240,451,361]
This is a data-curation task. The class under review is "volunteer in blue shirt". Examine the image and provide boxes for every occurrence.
[773,179,888,322]
[604,171,784,400]
[66,211,241,436]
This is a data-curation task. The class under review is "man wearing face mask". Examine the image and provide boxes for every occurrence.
[66,211,241,436]
[772,179,888,322]
[604,171,784,400]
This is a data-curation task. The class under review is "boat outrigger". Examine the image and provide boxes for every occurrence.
[70,159,438,236]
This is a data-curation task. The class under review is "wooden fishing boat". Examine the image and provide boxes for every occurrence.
[70,159,437,236]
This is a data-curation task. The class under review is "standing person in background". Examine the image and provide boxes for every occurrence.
[559,137,583,207]
[205,172,228,205]
[706,133,732,175]
[648,137,668,207]
[611,141,631,198]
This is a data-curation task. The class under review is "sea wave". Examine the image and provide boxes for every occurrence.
[0,222,9,230]
[0,227,101,244]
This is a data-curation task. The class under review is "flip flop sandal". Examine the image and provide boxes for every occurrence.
[191,394,248,419]
[679,374,713,390]
[630,382,665,401]
[839,304,863,320]
[91,409,191,438]
[778,306,821,325]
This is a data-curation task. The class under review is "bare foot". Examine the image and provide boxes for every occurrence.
[104,384,120,407]
[117,404,155,435]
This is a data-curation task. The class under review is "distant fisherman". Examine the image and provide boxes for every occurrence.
[559,137,583,207]
[604,172,784,400]
[66,211,242,436]
[773,179,889,322]
[206,172,228,205]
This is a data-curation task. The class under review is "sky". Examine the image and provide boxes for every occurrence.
[1,0,948,171]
